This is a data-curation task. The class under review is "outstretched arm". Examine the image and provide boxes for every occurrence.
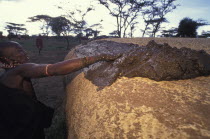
[16,54,119,78]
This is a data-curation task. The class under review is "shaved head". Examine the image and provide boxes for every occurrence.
[0,41,21,57]
[0,41,28,67]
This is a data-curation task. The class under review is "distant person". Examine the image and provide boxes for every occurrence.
[0,32,3,40]
[7,33,12,40]
[0,41,120,139]
[18,34,21,40]
[36,35,43,54]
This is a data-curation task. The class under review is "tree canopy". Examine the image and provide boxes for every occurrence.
[49,16,71,36]
[49,16,72,49]
[177,17,209,37]
[4,0,210,38]
[5,22,27,35]
[28,15,52,36]
[200,31,210,38]
[57,4,95,37]
[142,0,179,37]
[161,27,177,37]
[98,0,152,38]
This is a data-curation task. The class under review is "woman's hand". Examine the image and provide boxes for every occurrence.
[100,53,122,61]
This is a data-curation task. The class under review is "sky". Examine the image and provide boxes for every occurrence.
[0,0,210,37]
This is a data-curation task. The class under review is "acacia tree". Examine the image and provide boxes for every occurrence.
[109,30,118,37]
[90,22,103,38]
[5,22,27,35]
[49,16,72,49]
[57,4,94,37]
[177,17,209,37]
[161,27,177,37]
[200,30,210,38]
[84,28,96,38]
[129,21,138,37]
[142,0,178,37]
[28,15,52,36]
[98,0,151,38]
[0,31,3,39]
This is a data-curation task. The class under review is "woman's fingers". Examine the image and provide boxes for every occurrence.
[102,53,122,61]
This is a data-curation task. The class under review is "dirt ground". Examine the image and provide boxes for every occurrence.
[29,49,69,139]
[27,38,79,139]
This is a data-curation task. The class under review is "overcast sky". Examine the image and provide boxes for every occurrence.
[0,0,210,37]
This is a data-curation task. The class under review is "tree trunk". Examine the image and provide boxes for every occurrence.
[142,23,149,37]
[65,37,70,50]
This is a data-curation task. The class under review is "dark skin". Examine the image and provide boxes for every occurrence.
[0,42,120,98]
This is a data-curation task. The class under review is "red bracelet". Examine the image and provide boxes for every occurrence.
[45,64,51,76]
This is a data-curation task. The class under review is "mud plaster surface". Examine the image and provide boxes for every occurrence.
[64,39,210,139]
[65,73,210,139]
[70,40,210,87]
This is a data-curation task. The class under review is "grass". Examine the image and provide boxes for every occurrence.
[0,37,79,51]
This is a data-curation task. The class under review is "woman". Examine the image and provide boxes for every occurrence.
[0,41,119,139]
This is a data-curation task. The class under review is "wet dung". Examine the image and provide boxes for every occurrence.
[75,40,210,87]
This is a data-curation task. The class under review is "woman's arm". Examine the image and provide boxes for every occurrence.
[16,54,119,78]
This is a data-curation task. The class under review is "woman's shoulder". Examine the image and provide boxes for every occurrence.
[0,68,24,89]
[0,80,22,95]
[0,68,5,76]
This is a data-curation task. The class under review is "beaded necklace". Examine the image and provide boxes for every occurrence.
[0,57,21,68]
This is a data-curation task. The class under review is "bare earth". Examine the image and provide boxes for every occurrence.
[28,47,70,139]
